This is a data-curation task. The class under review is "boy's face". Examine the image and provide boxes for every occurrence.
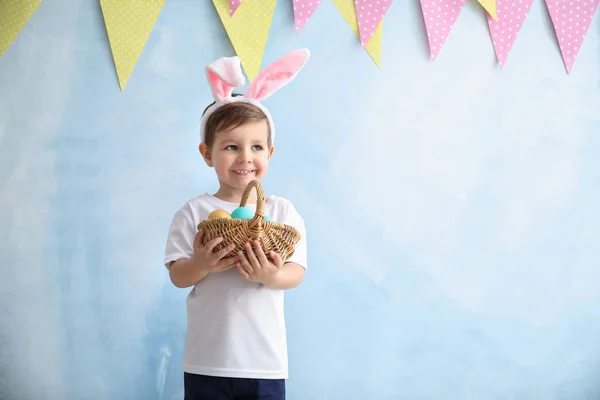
[200,120,274,194]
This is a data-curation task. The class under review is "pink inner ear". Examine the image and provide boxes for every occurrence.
[248,71,293,100]
[246,49,309,101]
[207,69,232,101]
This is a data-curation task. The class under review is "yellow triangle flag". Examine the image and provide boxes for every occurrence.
[0,0,42,58]
[478,0,497,20]
[100,0,165,91]
[332,0,383,67]
[212,0,277,82]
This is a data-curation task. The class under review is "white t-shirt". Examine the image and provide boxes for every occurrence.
[164,193,307,379]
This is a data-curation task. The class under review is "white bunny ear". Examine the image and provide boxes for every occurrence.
[206,56,246,101]
[245,48,310,101]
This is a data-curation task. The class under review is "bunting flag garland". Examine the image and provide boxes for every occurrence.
[293,0,321,33]
[333,0,383,66]
[487,0,533,68]
[477,0,498,19]
[2,0,595,82]
[544,0,600,73]
[420,0,467,60]
[213,0,277,81]
[354,0,394,47]
[0,0,42,58]
[229,0,242,16]
[100,0,165,91]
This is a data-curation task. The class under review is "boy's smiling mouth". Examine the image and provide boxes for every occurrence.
[233,169,256,176]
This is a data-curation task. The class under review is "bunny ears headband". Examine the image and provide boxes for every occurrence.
[200,48,310,144]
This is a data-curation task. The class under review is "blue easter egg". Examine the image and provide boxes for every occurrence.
[231,206,254,220]
[264,215,271,222]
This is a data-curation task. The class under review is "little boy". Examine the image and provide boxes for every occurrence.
[164,49,310,400]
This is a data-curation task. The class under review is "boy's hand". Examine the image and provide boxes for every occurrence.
[237,240,284,286]
[192,228,238,273]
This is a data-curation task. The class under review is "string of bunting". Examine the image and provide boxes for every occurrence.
[0,0,598,91]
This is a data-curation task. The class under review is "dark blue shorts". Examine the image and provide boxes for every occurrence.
[184,372,286,400]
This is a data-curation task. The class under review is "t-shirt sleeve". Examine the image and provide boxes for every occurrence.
[282,201,308,270]
[164,209,197,269]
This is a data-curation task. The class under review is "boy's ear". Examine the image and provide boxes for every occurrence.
[268,146,274,159]
[199,143,214,167]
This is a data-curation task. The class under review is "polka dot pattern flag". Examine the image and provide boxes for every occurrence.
[419,0,467,60]
[213,0,277,82]
[477,0,498,19]
[293,0,321,33]
[100,0,165,91]
[333,0,383,67]
[544,0,600,73]
[487,0,533,68]
[229,0,242,16]
[0,0,42,58]
[353,0,394,47]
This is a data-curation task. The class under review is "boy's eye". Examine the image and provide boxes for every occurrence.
[223,144,263,151]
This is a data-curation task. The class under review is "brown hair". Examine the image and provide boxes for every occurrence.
[202,93,271,148]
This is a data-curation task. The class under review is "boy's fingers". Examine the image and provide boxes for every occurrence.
[239,251,253,275]
[205,237,224,252]
[237,263,250,280]
[270,251,283,268]
[245,243,260,269]
[194,229,204,249]
[254,241,269,266]
[216,260,235,271]
[212,244,235,262]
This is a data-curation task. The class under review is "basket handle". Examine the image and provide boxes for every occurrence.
[239,180,266,233]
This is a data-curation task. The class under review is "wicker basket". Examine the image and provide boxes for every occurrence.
[197,180,301,262]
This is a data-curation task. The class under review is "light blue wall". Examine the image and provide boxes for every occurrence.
[1,0,599,399]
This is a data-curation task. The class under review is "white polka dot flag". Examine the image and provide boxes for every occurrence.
[229,0,242,16]
[0,0,42,58]
[213,0,277,82]
[487,0,533,68]
[333,0,383,66]
[353,0,394,48]
[100,0,165,91]
[419,0,467,60]
[293,0,322,33]
[544,0,600,73]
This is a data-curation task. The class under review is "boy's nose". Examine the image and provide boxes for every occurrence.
[238,150,252,162]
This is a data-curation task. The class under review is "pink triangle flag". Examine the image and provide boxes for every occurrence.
[545,0,600,73]
[354,0,394,47]
[487,0,534,68]
[419,0,467,59]
[229,0,242,15]
[293,0,321,32]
